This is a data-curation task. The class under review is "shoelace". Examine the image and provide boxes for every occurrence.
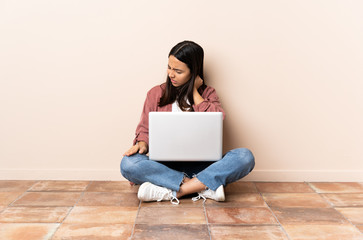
[170,196,180,205]
[155,190,180,205]
[192,193,206,203]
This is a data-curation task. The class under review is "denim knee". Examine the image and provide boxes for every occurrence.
[120,156,129,179]
[233,148,255,172]
[120,155,140,180]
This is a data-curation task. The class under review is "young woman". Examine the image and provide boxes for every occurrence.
[121,41,255,204]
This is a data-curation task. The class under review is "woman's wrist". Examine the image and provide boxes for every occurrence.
[138,141,148,148]
[193,88,204,105]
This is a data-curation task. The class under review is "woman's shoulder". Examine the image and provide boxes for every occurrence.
[146,83,165,98]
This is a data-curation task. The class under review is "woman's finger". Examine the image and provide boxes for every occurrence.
[139,146,146,154]
[123,145,139,156]
[129,148,137,156]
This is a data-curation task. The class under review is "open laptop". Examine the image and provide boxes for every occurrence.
[148,112,223,161]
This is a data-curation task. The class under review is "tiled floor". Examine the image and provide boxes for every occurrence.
[0,181,362,240]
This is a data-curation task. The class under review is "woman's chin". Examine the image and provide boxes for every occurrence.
[170,80,188,88]
[171,82,179,87]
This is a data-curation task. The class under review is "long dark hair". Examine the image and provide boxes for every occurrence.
[159,40,207,111]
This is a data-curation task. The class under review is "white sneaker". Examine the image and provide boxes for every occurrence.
[138,182,179,205]
[192,185,225,202]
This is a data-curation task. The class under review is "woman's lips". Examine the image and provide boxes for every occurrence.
[171,79,177,84]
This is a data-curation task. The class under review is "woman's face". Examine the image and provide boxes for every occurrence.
[167,55,191,87]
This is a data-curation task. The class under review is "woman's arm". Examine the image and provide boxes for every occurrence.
[132,86,161,146]
[192,83,226,119]
[123,91,152,156]
[126,85,162,156]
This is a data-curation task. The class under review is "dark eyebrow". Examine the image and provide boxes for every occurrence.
[168,65,183,72]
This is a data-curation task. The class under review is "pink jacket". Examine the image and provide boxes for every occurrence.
[133,83,225,145]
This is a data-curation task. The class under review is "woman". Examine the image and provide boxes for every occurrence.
[121,41,255,204]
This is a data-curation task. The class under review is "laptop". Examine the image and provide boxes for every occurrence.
[148,112,223,161]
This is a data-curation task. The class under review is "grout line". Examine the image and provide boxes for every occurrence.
[27,180,41,191]
[129,198,142,240]
[306,181,363,233]
[251,181,259,193]
[319,191,363,233]
[332,205,363,233]
[0,186,35,215]
[48,180,93,239]
[306,182,318,193]
[83,180,93,192]
[4,180,40,209]
[202,200,212,240]
[257,189,292,240]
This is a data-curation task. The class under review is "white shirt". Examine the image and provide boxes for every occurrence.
[172,101,183,112]
[172,99,191,112]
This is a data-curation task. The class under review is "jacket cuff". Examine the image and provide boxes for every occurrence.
[192,100,209,112]
[133,135,149,146]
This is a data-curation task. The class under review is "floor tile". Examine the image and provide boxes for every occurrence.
[137,207,206,224]
[0,192,23,206]
[0,181,37,192]
[133,224,210,239]
[309,182,363,193]
[0,223,59,240]
[86,181,139,193]
[1,180,362,239]
[272,207,348,224]
[335,207,363,225]
[0,207,71,223]
[255,182,314,193]
[12,192,82,207]
[283,224,362,240]
[262,193,331,208]
[206,207,277,225]
[29,181,90,192]
[140,198,203,207]
[52,223,133,240]
[321,193,363,207]
[77,192,139,207]
[210,225,289,240]
[205,193,266,207]
[64,206,138,224]
[225,181,257,193]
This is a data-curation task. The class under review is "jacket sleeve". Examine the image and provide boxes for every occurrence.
[192,87,226,119]
[133,88,159,146]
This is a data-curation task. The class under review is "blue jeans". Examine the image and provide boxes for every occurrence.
[120,148,255,191]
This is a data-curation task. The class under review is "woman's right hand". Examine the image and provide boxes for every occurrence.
[123,141,148,156]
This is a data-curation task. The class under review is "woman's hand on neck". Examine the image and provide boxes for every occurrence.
[193,76,204,105]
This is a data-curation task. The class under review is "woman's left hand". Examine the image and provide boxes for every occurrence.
[194,75,203,90]
[193,75,205,105]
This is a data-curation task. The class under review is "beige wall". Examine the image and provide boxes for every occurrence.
[1,0,362,181]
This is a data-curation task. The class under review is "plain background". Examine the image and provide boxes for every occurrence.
[1,0,362,181]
